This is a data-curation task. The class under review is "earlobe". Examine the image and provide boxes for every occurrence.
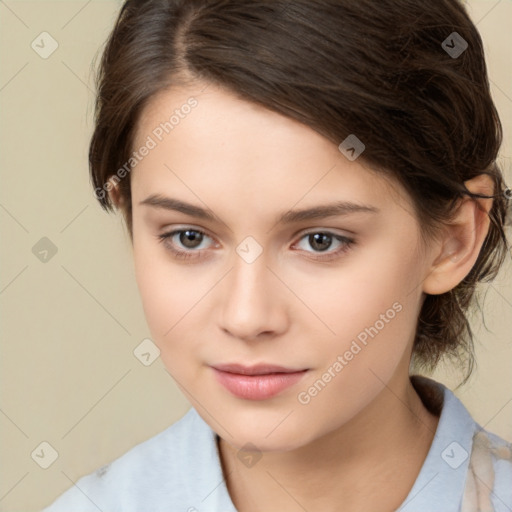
[422,174,494,295]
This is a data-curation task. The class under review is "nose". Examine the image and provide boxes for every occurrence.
[218,249,289,342]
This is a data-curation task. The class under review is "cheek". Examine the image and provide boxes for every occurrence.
[295,236,423,386]
[132,233,220,372]
[133,232,189,342]
[295,241,420,343]
[133,243,169,336]
[294,286,418,438]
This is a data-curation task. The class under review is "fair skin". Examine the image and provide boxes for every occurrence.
[111,82,493,511]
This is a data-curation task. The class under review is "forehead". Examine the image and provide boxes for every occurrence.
[131,84,411,220]
[134,82,338,164]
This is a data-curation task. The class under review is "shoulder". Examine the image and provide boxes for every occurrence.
[40,408,215,512]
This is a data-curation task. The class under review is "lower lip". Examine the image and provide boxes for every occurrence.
[212,368,308,400]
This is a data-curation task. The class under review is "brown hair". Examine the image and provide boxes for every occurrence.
[89,0,510,382]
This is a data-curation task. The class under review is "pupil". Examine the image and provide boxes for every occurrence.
[310,233,331,252]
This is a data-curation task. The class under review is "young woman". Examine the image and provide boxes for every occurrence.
[42,0,512,510]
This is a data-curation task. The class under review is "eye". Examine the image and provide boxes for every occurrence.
[293,231,355,261]
[157,228,216,260]
[157,227,355,263]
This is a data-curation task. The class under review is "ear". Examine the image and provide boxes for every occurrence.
[422,174,494,295]
[108,182,124,210]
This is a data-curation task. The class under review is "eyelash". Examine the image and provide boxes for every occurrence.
[156,228,355,262]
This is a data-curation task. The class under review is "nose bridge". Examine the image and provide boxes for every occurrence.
[227,247,272,313]
[219,242,284,339]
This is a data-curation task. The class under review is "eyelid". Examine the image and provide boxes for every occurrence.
[160,225,218,243]
[298,227,352,238]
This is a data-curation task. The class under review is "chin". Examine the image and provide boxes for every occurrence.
[225,430,307,453]
[214,407,318,452]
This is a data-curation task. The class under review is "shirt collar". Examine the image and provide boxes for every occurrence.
[398,375,478,511]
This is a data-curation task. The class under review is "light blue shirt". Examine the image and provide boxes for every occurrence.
[41,376,512,511]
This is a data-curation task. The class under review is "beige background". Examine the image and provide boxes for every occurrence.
[0,1,511,511]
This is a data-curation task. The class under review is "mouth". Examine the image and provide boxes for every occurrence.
[210,363,309,400]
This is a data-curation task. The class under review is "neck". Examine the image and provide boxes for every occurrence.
[218,374,440,512]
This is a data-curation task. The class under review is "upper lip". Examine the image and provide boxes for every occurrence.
[211,363,307,376]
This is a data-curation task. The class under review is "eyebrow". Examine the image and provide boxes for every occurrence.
[139,194,379,224]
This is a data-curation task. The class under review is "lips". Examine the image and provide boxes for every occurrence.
[212,363,306,376]
[211,363,309,400]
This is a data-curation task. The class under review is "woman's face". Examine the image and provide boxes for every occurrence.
[129,82,435,451]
